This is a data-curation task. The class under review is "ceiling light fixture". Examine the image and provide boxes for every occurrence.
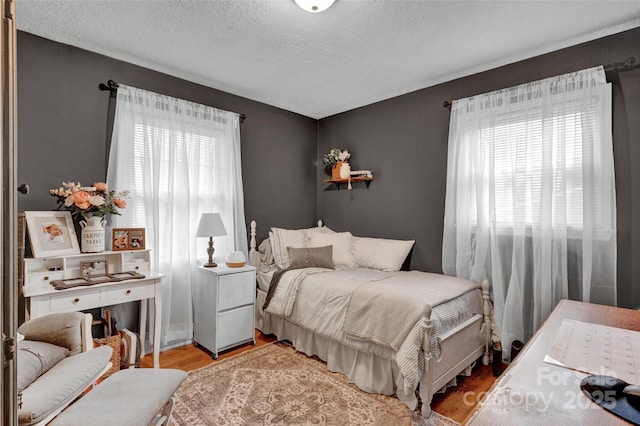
[294,0,336,13]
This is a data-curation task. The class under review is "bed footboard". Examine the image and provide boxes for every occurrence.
[420,280,491,417]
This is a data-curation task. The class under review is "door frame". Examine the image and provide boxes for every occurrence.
[1,0,18,424]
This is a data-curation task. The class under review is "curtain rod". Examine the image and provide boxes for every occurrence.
[98,79,247,123]
[441,56,638,109]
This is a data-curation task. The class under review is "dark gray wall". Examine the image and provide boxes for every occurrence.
[16,32,318,328]
[17,32,318,243]
[318,26,640,309]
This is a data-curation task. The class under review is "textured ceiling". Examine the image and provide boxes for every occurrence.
[16,0,640,119]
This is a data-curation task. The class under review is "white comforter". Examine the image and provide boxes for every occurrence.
[264,267,480,394]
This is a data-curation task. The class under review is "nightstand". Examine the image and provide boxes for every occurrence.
[192,264,256,359]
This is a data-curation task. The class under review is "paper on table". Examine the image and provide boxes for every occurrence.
[544,318,640,384]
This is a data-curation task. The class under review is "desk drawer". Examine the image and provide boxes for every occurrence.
[218,272,254,311]
[104,283,154,304]
[49,289,101,312]
[123,260,150,274]
[27,271,63,287]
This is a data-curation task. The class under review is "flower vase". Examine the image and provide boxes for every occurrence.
[332,161,344,179]
[80,216,106,253]
[339,162,351,179]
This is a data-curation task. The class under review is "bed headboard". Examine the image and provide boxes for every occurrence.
[249,220,260,267]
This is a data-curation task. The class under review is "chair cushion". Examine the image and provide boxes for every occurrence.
[17,312,85,355]
[18,346,112,425]
[17,340,69,392]
[49,368,188,426]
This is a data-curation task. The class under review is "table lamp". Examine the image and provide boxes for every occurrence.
[196,213,227,267]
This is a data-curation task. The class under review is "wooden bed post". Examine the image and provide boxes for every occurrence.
[248,220,260,267]
[420,305,433,417]
[481,280,491,365]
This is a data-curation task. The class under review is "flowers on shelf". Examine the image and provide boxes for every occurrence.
[322,148,351,168]
[49,181,129,219]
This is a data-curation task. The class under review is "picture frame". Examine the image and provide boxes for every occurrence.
[50,277,90,290]
[109,271,146,281]
[24,211,80,258]
[112,228,129,251]
[128,228,145,250]
[84,275,113,285]
[112,228,145,251]
[80,260,107,277]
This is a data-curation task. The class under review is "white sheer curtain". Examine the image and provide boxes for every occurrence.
[106,84,247,349]
[442,66,616,353]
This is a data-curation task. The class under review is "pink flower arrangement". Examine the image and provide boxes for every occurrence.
[49,181,128,219]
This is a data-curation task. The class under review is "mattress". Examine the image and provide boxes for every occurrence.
[256,267,483,355]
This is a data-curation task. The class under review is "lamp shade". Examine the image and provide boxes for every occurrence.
[196,213,227,238]
[294,0,336,13]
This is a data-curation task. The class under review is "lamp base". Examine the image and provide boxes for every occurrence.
[204,237,217,267]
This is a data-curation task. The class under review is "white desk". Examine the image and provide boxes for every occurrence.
[23,274,162,369]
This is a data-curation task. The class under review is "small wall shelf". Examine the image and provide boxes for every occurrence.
[323,176,374,190]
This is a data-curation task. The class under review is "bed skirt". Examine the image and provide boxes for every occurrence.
[256,289,419,409]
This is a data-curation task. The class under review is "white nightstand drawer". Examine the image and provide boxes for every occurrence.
[49,289,101,312]
[217,305,254,349]
[218,272,254,311]
[27,271,63,287]
[104,283,154,304]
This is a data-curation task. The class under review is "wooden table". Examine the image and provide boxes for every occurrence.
[466,299,640,425]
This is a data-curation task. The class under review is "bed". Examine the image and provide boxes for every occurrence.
[248,220,491,418]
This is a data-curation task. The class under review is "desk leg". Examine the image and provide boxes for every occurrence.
[139,298,147,359]
[153,282,161,368]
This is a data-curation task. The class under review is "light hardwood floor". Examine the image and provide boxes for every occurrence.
[140,330,496,424]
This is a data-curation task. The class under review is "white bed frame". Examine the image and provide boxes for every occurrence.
[248,220,491,417]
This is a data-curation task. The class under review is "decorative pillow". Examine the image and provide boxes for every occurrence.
[307,232,355,267]
[17,312,85,355]
[17,340,69,392]
[352,236,415,272]
[270,226,336,269]
[288,246,335,270]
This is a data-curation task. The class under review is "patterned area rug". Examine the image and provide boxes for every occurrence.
[173,341,459,426]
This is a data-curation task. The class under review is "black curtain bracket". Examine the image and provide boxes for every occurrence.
[98,79,119,95]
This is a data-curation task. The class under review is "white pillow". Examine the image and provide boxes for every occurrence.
[308,232,355,267]
[270,226,335,269]
[270,228,306,269]
[352,236,415,272]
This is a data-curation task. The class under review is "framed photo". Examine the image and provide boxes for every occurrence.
[80,260,107,277]
[24,211,80,258]
[112,228,145,250]
[128,228,145,250]
[112,228,129,251]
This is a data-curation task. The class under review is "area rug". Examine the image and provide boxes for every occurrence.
[173,341,459,426]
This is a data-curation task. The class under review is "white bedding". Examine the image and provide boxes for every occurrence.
[259,267,483,397]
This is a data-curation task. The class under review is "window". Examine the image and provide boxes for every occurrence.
[459,92,612,234]
[443,66,616,350]
[107,84,246,347]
